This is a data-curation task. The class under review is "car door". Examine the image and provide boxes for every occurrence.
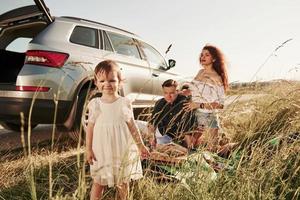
[137,41,180,97]
[103,31,155,107]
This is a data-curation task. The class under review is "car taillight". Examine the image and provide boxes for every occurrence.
[16,86,50,92]
[25,50,69,68]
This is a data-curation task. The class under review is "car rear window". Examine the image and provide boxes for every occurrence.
[70,26,99,48]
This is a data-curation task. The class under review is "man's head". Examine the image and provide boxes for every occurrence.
[162,79,178,103]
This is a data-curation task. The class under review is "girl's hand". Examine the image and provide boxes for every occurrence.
[139,145,150,160]
[86,149,97,165]
[183,101,199,111]
[148,136,157,150]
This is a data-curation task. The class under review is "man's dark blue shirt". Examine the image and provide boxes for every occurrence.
[149,94,197,140]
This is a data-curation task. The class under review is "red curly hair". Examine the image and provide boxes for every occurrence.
[201,45,229,91]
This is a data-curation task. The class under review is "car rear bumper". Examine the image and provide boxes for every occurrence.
[0,97,72,124]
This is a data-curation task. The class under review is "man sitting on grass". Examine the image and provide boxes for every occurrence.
[147,79,199,151]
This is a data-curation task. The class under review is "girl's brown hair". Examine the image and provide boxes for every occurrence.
[94,60,123,82]
[202,45,229,91]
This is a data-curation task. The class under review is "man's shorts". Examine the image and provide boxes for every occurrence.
[195,110,220,129]
[134,120,181,145]
[156,129,173,144]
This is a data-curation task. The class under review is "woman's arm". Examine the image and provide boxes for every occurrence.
[203,102,224,109]
[183,101,224,111]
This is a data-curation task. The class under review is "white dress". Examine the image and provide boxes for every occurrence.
[88,97,143,187]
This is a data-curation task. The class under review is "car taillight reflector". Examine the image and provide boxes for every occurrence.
[25,50,69,68]
[16,86,50,92]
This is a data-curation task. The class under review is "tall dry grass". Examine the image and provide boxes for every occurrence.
[0,81,299,200]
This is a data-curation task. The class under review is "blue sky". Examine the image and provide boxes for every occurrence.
[44,0,300,82]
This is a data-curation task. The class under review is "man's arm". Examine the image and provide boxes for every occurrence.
[148,99,164,125]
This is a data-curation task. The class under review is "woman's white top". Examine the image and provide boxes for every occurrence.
[188,79,225,113]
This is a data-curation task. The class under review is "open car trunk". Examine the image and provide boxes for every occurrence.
[0,1,52,85]
[0,50,26,84]
[0,21,48,85]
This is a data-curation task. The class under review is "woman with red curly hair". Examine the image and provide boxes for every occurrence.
[184,44,228,151]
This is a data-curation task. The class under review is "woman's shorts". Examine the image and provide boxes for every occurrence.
[195,110,220,129]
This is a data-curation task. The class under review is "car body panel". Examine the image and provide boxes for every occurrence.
[0,1,183,128]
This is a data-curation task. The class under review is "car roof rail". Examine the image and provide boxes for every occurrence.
[61,16,137,36]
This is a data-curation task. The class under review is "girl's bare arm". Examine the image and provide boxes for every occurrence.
[147,123,157,147]
[127,119,150,158]
[86,122,96,164]
[127,119,146,148]
[86,122,94,150]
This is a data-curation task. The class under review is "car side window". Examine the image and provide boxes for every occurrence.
[106,31,141,59]
[103,31,113,52]
[139,41,167,69]
[70,26,99,48]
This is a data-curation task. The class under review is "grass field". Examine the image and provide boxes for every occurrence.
[0,81,299,200]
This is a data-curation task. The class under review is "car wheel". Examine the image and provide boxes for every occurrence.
[67,89,101,142]
[0,122,38,132]
[66,89,88,142]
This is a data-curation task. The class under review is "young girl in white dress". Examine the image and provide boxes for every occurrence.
[184,45,229,151]
[85,60,150,200]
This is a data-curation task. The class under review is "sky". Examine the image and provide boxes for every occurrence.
[42,0,300,82]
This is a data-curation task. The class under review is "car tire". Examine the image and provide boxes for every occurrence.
[66,89,89,142]
[0,122,38,132]
[81,90,102,133]
[66,88,101,141]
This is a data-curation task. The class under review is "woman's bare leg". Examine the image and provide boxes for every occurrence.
[184,135,194,149]
[116,182,129,200]
[206,128,219,152]
[217,142,239,157]
[90,181,105,200]
[195,134,206,147]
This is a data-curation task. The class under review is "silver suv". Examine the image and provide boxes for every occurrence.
[0,0,180,134]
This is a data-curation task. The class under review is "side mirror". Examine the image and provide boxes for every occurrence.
[159,59,176,71]
[168,59,176,69]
